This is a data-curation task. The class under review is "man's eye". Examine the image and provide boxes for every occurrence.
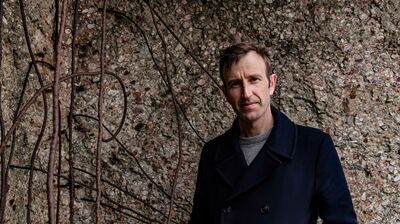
[229,82,240,88]
[250,77,260,82]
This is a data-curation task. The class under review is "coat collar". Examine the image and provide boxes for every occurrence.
[214,106,298,200]
[266,106,297,160]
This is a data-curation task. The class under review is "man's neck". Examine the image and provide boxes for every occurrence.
[238,113,274,137]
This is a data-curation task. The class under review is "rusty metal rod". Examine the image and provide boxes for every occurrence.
[0,86,5,224]
[48,0,68,223]
[56,105,62,224]
[68,0,80,222]
[96,1,107,222]
[24,61,54,224]
[54,0,59,55]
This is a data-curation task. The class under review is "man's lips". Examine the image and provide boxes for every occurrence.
[240,101,258,109]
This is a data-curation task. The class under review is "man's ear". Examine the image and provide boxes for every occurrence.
[268,74,277,95]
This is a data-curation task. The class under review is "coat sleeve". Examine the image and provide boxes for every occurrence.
[316,134,358,224]
[189,145,209,224]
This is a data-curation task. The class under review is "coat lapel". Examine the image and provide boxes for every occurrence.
[215,123,248,188]
[215,106,298,202]
[266,106,297,160]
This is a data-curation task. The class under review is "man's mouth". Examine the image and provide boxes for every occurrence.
[240,101,258,109]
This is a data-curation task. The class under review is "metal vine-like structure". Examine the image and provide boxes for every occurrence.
[0,0,219,223]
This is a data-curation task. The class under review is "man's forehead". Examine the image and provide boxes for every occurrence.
[227,53,266,73]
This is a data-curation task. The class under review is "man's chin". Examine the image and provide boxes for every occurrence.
[238,113,258,122]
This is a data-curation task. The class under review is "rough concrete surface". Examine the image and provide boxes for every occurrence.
[0,0,399,223]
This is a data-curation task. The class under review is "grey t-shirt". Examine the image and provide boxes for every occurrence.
[239,128,272,165]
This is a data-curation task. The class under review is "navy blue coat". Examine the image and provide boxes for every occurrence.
[189,107,357,224]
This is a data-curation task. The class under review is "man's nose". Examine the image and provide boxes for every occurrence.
[241,83,252,99]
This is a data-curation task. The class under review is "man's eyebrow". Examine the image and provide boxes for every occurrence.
[248,74,262,78]
[226,78,241,84]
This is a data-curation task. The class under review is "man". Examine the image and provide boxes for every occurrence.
[189,43,357,224]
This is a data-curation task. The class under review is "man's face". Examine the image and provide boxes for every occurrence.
[223,51,277,123]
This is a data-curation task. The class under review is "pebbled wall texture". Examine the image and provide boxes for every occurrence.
[0,0,399,223]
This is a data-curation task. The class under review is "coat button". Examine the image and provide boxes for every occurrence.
[260,205,270,214]
[223,206,232,214]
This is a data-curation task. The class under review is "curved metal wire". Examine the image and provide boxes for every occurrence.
[0,1,217,223]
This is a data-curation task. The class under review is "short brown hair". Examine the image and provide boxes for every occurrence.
[219,43,272,88]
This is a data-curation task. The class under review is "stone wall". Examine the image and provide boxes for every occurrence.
[0,0,399,223]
